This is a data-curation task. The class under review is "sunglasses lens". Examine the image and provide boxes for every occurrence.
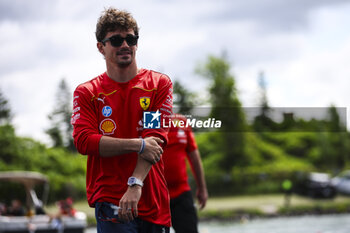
[109,36,124,47]
[106,35,138,47]
[125,35,138,46]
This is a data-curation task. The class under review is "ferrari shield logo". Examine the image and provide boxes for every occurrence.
[140,97,150,110]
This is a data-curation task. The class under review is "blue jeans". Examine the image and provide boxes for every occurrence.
[95,202,169,233]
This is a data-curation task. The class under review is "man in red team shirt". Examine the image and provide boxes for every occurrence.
[162,114,208,233]
[71,7,172,233]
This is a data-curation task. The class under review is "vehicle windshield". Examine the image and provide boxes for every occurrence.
[310,173,330,182]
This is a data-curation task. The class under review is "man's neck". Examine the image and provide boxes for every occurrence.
[106,62,138,83]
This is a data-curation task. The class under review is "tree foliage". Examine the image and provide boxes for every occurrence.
[0,125,86,203]
[253,71,277,131]
[196,54,247,171]
[191,54,350,195]
[173,80,197,115]
[0,95,84,202]
[0,88,12,124]
[46,79,75,151]
[2,54,350,199]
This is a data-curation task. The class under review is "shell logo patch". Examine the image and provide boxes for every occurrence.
[140,97,150,110]
[100,119,116,135]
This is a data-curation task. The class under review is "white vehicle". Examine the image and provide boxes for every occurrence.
[331,170,350,195]
[0,171,86,233]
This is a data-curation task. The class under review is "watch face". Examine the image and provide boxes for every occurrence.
[129,177,136,184]
[128,177,143,186]
[128,177,136,185]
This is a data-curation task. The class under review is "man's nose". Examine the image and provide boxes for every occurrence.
[120,39,129,47]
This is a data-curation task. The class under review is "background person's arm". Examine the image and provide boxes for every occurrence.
[188,149,208,209]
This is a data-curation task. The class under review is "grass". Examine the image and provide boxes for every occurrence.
[45,194,350,225]
[203,194,350,211]
[198,194,350,220]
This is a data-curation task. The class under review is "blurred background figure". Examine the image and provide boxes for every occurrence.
[0,202,7,215]
[50,197,77,231]
[282,179,293,208]
[57,197,76,217]
[7,199,25,216]
[163,114,208,233]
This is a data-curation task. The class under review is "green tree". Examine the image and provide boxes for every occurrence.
[46,79,75,151]
[0,126,86,202]
[257,71,269,114]
[197,54,247,171]
[0,124,17,165]
[173,80,196,115]
[325,105,349,169]
[253,71,276,132]
[327,105,345,132]
[0,88,12,124]
[308,106,348,169]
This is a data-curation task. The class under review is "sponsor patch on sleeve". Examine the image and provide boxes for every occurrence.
[99,119,117,135]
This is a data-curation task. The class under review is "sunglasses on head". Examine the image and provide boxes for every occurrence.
[102,34,139,47]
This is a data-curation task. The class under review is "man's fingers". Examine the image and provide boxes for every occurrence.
[132,205,138,217]
[118,208,125,221]
[126,206,133,221]
[197,195,207,210]
[140,151,162,164]
[152,137,164,145]
[119,206,134,222]
[139,136,164,164]
[199,201,205,210]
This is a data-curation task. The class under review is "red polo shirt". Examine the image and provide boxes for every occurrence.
[162,115,197,199]
[71,69,173,226]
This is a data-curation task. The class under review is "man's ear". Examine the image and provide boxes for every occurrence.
[97,42,105,55]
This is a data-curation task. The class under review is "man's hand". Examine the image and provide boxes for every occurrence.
[139,137,164,164]
[118,186,142,222]
[196,188,208,210]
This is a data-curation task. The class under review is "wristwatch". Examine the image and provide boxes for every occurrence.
[127,177,143,187]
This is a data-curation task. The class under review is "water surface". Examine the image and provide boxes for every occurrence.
[86,213,350,233]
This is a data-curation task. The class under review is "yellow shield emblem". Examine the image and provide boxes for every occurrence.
[140,97,150,110]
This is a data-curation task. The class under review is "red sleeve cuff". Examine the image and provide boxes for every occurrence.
[142,130,168,148]
[87,134,103,156]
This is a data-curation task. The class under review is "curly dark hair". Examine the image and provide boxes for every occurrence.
[95,7,139,42]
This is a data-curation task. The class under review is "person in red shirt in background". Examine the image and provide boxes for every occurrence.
[57,198,76,217]
[162,114,208,233]
[71,7,172,233]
